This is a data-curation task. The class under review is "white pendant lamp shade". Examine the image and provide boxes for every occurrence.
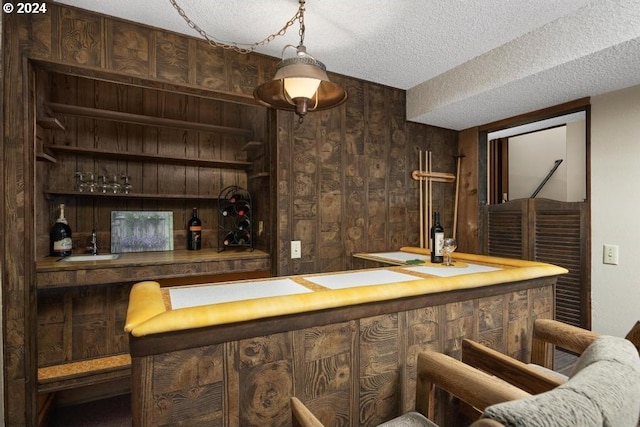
[254,48,347,121]
[284,77,321,100]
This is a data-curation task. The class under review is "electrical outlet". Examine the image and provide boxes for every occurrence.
[291,240,301,259]
[603,244,619,265]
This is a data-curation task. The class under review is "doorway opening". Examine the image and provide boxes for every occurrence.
[487,111,587,205]
[478,102,591,329]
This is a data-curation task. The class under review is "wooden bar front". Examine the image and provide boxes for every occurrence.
[125,251,566,427]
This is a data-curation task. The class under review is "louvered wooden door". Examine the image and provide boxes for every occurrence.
[482,198,590,328]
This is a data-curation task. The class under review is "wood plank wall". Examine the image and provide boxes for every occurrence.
[4,4,458,424]
[277,86,458,276]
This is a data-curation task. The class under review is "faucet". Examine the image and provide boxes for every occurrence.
[88,229,98,255]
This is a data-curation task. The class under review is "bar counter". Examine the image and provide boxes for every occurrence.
[36,248,271,288]
[125,248,566,427]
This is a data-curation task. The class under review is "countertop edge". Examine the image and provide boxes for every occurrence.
[127,251,567,337]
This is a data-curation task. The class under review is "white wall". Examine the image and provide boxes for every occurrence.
[591,83,640,337]
[508,127,567,200]
[566,120,587,202]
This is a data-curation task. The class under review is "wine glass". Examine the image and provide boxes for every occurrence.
[74,171,85,192]
[121,175,133,194]
[442,238,457,266]
[85,171,97,193]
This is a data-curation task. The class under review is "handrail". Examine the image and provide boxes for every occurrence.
[531,159,563,198]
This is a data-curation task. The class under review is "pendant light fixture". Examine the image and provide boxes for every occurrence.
[170,0,346,122]
[253,1,347,122]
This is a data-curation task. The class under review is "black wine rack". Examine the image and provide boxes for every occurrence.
[218,185,254,252]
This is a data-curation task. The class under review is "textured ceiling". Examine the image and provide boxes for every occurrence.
[52,0,640,130]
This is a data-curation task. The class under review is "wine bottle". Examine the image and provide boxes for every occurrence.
[235,201,250,217]
[229,193,244,204]
[50,204,73,257]
[187,207,202,250]
[237,218,250,231]
[219,199,234,217]
[430,211,444,263]
[236,230,251,245]
[223,231,236,246]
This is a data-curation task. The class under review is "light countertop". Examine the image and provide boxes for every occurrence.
[125,248,567,337]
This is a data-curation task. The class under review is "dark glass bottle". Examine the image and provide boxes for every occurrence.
[237,218,251,231]
[430,211,444,263]
[235,201,250,217]
[229,193,244,204]
[219,199,234,217]
[187,207,202,250]
[223,231,236,246]
[50,203,73,257]
[236,230,251,245]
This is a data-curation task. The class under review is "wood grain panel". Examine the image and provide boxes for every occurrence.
[238,333,292,427]
[359,314,400,426]
[58,7,102,67]
[106,20,150,76]
[194,39,227,90]
[129,282,555,427]
[149,344,225,427]
[155,31,189,84]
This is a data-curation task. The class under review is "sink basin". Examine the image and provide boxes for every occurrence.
[61,254,120,262]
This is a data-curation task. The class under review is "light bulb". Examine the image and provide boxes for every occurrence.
[283,77,321,100]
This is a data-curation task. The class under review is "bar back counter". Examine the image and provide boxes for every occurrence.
[125,249,567,427]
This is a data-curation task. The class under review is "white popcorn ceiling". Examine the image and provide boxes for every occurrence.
[53,0,640,130]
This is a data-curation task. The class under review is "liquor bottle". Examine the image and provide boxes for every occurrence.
[50,204,73,257]
[430,211,444,263]
[187,207,202,250]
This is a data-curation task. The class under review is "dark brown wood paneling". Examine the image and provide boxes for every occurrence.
[58,7,103,67]
[129,281,555,427]
[7,4,458,424]
[359,314,400,425]
[456,127,480,253]
[278,79,458,276]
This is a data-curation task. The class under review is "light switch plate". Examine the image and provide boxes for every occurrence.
[603,244,619,265]
[291,240,301,259]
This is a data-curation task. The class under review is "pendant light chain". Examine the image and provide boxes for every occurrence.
[169,0,304,54]
[298,0,306,47]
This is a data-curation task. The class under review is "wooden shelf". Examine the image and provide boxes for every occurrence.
[241,141,263,151]
[37,354,131,393]
[47,102,254,138]
[44,144,251,170]
[249,172,270,180]
[36,152,57,163]
[36,116,66,130]
[45,190,222,200]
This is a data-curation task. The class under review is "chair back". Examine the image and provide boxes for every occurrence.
[478,335,640,427]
